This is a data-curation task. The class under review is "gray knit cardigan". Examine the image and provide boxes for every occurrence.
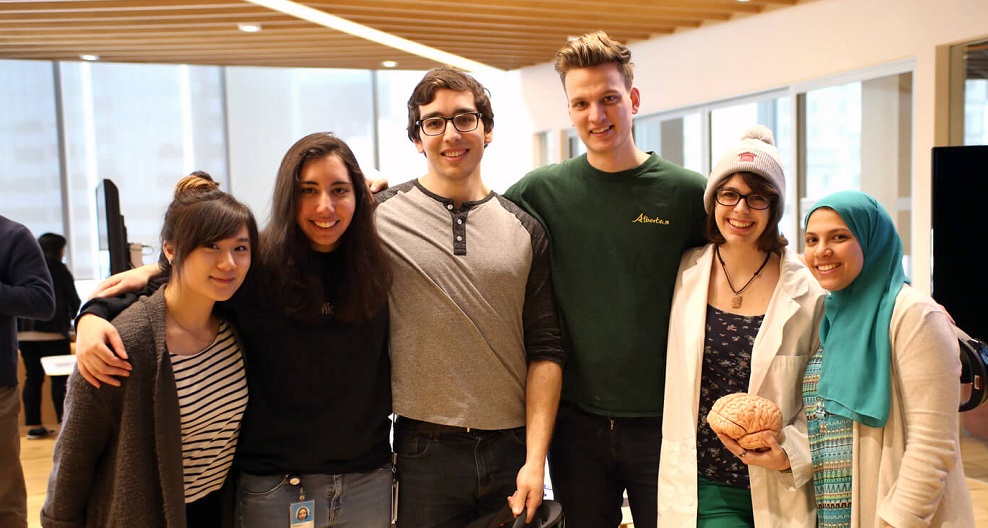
[41,290,187,528]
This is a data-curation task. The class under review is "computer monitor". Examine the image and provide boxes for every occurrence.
[95,178,130,277]
[931,145,988,340]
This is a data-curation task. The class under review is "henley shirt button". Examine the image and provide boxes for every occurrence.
[456,219,463,224]
[456,236,463,241]
[446,204,454,210]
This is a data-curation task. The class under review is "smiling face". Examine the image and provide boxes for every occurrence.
[295,154,356,253]
[803,207,865,291]
[564,62,639,163]
[714,174,771,249]
[413,88,492,186]
[166,225,251,303]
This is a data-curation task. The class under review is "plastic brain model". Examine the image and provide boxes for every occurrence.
[706,393,783,451]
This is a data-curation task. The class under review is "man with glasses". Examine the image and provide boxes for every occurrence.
[504,31,707,528]
[375,67,564,528]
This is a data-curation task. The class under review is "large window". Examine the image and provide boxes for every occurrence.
[224,66,378,224]
[634,112,703,174]
[374,69,432,183]
[0,60,431,283]
[967,79,988,144]
[0,61,62,253]
[800,71,913,268]
[58,61,227,277]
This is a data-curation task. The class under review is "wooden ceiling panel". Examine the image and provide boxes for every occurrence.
[0,0,811,71]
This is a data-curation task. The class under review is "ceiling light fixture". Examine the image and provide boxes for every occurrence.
[381,60,397,68]
[244,0,500,72]
[79,54,100,61]
[238,23,263,33]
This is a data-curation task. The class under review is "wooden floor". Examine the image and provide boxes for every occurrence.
[18,425,988,527]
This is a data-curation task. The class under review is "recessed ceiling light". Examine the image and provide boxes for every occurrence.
[79,54,100,61]
[238,23,263,33]
[381,60,397,68]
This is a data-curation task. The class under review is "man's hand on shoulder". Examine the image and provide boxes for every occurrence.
[88,264,160,299]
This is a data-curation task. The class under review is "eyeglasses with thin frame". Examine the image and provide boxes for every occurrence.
[416,112,483,137]
[715,189,772,210]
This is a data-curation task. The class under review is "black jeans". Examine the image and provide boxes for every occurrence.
[394,417,526,528]
[548,401,661,528]
[18,340,69,425]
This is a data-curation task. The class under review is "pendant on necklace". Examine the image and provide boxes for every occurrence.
[731,294,743,309]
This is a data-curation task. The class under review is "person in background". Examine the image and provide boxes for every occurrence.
[42,173,256,527]
[17,232,81,439]
[658,126,824,526]
[74,135,395,527]
[801,190,974,527]
[377,66,564,527]
[504,31,706,528]
[0,215,55,528]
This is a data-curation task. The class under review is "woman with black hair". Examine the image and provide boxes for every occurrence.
[17,232,81,438]
[43,173,257,527]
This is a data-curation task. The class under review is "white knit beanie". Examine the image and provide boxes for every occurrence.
[704,125,786,218]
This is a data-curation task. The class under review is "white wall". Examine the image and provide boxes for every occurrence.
[518,0,988,293]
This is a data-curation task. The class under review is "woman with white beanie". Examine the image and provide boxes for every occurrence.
[658,126,825,526]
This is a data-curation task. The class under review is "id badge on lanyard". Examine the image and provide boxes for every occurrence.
[288,475,315,528]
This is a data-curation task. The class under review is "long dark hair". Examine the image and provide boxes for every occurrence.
[260,132,391,323]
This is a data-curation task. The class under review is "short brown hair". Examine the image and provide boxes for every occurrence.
[406,67,493,143]
[554,31,634,88]
[705,172,788,254]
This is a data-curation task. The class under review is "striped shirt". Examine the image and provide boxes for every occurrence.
[169,320,248,503]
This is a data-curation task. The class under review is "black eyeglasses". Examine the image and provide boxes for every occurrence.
[416,112,482,137]
[715,189,772,210]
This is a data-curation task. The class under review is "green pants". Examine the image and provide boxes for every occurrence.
[696,475,754,528]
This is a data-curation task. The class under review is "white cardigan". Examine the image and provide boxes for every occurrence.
[853,285,974,527]
[658,245,825,527]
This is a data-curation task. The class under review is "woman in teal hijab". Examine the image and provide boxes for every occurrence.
[801,190,973,527]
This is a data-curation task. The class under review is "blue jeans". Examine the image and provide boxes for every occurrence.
[548,401,661,528]
[235,465,393,527]
[394,417,526,528]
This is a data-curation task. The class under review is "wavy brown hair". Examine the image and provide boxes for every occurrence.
[260,132,391,323]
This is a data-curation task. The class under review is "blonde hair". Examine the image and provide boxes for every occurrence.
[554,31,634,88]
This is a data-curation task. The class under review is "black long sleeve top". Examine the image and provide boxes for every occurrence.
[79,249,391,475]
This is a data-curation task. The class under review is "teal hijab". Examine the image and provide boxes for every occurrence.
[805,191,908,427]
